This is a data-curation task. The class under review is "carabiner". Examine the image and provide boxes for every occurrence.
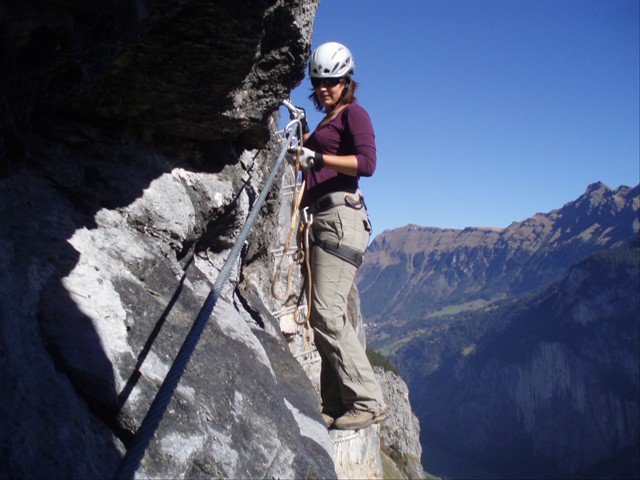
[302,206,313,226]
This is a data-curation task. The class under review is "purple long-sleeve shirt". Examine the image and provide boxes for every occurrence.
[302,102,376,207]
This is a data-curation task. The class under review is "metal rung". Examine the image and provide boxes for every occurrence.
[271,246,298,256]
[293,348,317,359]
[301,355,321,367]
[272,129,287,141]
[281,184,303,198]
[272,304,309,318]
[272,305,296,317]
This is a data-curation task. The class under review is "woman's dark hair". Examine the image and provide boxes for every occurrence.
[308,76,358,112]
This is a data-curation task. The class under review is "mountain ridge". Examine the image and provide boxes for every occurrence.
[374,181,637,237]
[357,182,639,478]
[358,182,639,328]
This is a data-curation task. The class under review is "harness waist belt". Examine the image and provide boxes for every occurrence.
[314,239,364,268]
[308,191,365,214]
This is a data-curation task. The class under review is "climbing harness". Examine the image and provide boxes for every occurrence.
[112,101,306,480]
[306,191,368,268]
[314,238,364,268]
[306,190,366,215]
[271,186,370,323]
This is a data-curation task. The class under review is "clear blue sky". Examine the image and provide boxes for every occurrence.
[281,0,639,235]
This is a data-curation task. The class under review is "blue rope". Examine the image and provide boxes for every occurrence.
[112,124,297,480]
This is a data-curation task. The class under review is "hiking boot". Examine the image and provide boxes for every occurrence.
[372,411,388,425]
[332,409,374,430]
[321,413,335,428]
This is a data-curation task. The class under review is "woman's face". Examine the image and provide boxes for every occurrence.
[313,77,345,110]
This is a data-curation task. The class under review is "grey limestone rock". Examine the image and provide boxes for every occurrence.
[0,0,343,478]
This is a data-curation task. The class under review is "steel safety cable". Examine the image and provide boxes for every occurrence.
[112,112,302,480]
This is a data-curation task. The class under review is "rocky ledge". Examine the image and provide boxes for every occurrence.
[0,0,421,478]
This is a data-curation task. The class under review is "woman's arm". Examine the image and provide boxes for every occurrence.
[321,154,359,177]
[345,104,376,177]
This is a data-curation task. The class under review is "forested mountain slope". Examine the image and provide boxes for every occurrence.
[398,241,639,478]
[357,183,639,478]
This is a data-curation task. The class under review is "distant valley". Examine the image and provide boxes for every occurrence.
[357,182,639,479]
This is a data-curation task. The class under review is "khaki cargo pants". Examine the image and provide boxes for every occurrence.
[308,195,386,416]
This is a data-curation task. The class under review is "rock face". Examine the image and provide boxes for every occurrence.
[1,0,353,478]
[376,368,424,480]
[1,0,313,157]
[1,1,423,478]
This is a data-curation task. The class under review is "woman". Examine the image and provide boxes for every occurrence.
[287,42,387,430]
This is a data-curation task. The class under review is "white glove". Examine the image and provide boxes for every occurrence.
[286,147,324,171]
[289,106,309,134]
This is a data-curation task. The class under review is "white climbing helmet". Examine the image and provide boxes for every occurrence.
[308,42,355,78]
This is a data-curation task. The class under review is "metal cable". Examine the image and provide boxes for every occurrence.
[332,430,362,444]
[112,117,300,480]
